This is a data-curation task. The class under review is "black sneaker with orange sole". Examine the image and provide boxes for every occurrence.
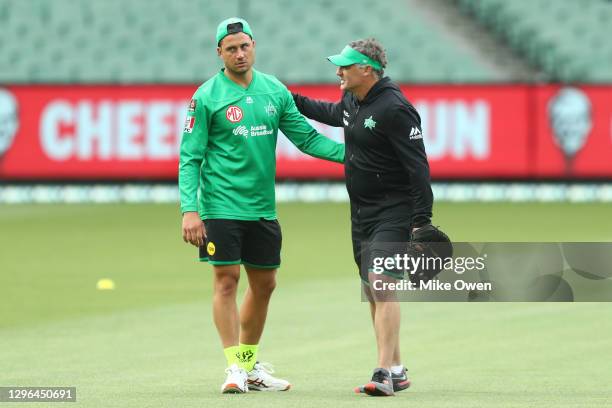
[354,367,411,394]
[391,367,411,392]
[359,368,394,397]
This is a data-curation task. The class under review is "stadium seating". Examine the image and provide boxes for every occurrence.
[0,0,497,83]
[457,0,612,82]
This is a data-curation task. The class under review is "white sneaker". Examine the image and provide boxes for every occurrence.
[221,364,248,394]
[247,362,291,391]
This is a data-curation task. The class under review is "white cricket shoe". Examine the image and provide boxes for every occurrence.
[221,364,248,394]
[247,362,291,391]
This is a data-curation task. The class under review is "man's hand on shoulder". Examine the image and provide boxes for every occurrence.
[182,212,206,247]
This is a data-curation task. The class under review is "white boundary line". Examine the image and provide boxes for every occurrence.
[1,183,612,203]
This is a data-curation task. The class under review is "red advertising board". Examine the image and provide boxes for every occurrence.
[0,86,188,180]
[289,85,531,178]
[0,84,610,180]
[403,85,530,178]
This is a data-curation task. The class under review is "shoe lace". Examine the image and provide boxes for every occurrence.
[372,369,388,383]
[254,362,275,375]
[391,367,407,377]
[225,365,244,376]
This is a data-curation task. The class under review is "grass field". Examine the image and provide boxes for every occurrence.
[1,202,612,407]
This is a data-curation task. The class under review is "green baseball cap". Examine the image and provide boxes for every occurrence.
[327,45,382,70]
[216,17,253,45]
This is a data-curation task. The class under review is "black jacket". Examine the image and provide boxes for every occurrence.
[293,77,433,227]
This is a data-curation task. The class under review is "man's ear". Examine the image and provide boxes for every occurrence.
[217,47,222,57]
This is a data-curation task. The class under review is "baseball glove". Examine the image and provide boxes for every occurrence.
[407,225,453,285]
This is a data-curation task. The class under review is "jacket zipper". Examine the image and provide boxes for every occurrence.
[350,105,360,217]
[350,106,360,130]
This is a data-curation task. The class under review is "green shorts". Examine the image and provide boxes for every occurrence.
[199,218,282,269]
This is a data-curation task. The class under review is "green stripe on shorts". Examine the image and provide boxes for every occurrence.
[208,260,242,265]
[242,261,281,269]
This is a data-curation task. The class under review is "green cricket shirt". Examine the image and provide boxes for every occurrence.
[179,69,345,220]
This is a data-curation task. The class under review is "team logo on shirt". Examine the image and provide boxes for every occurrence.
[264,101,277,117]
[364,115,376,129]
[226,105,243,123]
[183,116,195,133]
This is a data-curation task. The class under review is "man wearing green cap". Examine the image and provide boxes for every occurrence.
[179,17,345,394]
[293,38,434,396]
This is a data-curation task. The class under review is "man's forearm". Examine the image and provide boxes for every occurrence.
[179,160,201,213]
[292,93,343,127]
[410,177,433,227]
[297,133,345,163]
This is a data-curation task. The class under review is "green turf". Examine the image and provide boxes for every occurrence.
[1,202,612,407]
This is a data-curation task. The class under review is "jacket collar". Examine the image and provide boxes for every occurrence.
[358,77,394,105]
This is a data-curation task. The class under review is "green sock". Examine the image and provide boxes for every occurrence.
[238,343,258,371]
[223,345,240,367]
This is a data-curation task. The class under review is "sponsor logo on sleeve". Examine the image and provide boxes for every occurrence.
[184,116,195,133]
[409,126,422,139]
[188,99,197,112]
